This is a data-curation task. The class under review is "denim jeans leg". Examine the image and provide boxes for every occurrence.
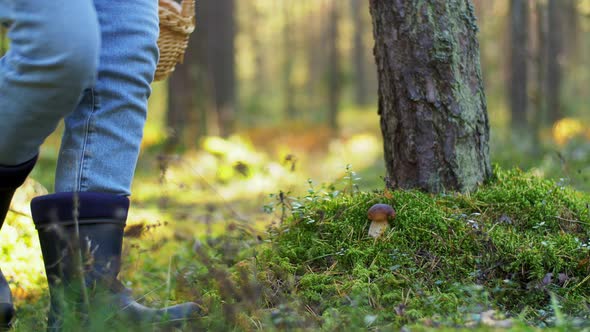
[54,0,159,196]
[0,0,100,166]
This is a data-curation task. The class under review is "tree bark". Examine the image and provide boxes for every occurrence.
[369,0,492,193]
[509,0,529,130]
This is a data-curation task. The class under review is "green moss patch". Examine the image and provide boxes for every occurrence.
[255,167,590,328]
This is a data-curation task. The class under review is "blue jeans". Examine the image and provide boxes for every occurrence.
[0,0,159,196]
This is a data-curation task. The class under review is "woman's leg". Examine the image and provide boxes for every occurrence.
[54,0,159,196]
[0,0,100,328]
[0,0,100,166]
[35,2,200,326]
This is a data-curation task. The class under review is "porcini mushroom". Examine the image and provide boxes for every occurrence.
[367,203,396,239]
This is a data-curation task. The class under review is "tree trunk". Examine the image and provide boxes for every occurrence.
[546,0,563,123]
[251,3,265,106]
[167,63,191,148]
[509,0,529,130]
[562,0,579,62]
[282,2,296,120]
[305,7,323,114]
[327,1,341,133]
[209,0,236,137]
[531,0,547,154]
[350,0,369,106]
[166,0,209,149]
[369,0,492,194]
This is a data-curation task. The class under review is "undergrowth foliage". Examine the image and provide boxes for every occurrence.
[8,166,590,330]
[242,167,590,329]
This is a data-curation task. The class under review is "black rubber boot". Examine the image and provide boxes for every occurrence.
[0,156,37,330]
[31,192,200,331]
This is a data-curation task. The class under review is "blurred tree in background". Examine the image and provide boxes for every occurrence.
[327,0,341,133]
[509,0,529,132]
[350,0,370,107]
[167,0,236,147]
[546,0,563,124]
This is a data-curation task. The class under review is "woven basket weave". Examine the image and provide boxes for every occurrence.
[155,0,195,81]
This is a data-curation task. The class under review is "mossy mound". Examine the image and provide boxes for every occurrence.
[257,168,590,327]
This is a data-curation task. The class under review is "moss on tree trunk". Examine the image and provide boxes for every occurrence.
[369,0,492,193]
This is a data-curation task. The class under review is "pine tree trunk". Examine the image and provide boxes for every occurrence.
[531,0,548,154]
[369,0,491,193]
[209,0,236,137]
[282,2,296,120]
[166,0,208,149]
[167,64,191,148]
[509,0,529,130]
[546,0,563,123]
[327,1,341,133]
[562,0,579,62]
[351,0,369,106]
[251,2,265,124]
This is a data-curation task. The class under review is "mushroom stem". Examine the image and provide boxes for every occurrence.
[368,220,388,239]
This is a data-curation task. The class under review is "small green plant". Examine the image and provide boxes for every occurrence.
[343,164,361,196]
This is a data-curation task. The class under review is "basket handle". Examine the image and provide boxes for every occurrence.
[181,0,195,18]
[159,0,181,13]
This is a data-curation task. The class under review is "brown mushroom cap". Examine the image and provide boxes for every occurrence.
[367,203,396,222]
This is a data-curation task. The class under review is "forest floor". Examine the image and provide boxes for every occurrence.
[2,108,590,331]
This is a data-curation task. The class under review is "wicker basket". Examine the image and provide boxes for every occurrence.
[155,0,195,81]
